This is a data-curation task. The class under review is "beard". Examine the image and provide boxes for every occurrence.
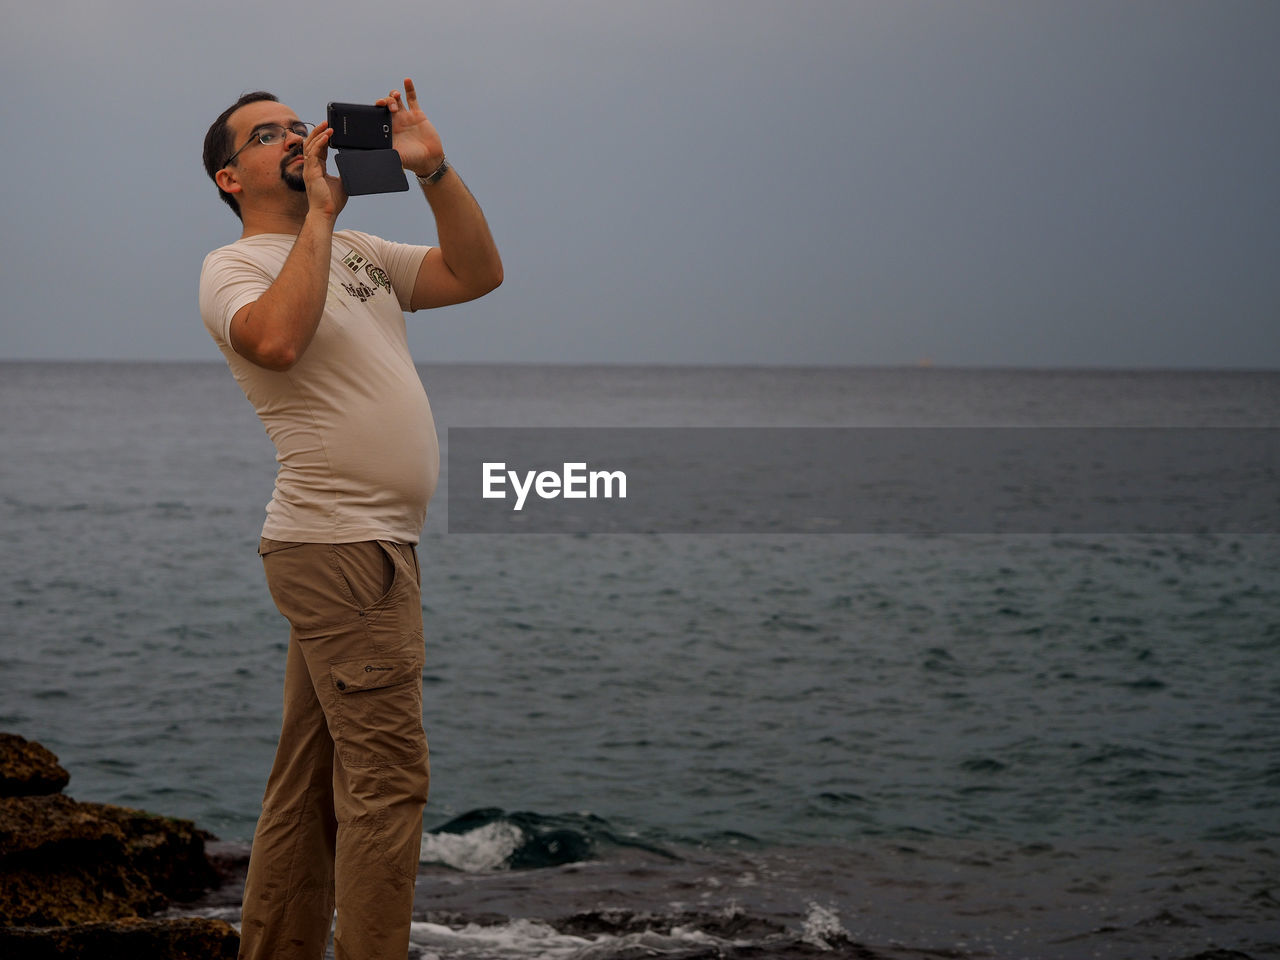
[282,149,305,192]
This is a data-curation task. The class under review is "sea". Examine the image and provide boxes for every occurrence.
[1,361,1278,960]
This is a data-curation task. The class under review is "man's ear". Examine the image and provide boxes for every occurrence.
[215,166,242,197]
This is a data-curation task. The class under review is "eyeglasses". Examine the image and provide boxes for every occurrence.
[223,122,315,167]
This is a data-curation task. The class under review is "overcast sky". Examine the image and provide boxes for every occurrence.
[1,1,1276,367]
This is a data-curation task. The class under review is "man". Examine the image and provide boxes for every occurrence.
[198,78,501,960]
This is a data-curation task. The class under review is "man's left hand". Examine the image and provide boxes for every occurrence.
[378,78,445,178]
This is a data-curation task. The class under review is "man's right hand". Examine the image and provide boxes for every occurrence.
[302,122,347,221]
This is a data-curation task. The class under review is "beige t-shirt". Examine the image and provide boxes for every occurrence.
[199,230,438,544]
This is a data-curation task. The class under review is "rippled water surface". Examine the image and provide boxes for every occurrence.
[2,362,1278,959]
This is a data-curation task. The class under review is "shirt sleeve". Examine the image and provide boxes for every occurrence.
[198,246,276,346]
[347,231,432,312]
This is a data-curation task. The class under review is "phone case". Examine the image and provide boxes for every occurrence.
[334,149,409,195]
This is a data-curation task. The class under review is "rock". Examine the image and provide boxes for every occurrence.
[0,916,240,959]
[0,733,227,943]
[0,734,70,797]
[0,793,222,926]
[0,733,236,955]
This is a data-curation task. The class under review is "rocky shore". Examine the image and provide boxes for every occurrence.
[0,733,238,958]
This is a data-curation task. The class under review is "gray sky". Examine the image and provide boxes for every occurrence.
[1,0,1277,367]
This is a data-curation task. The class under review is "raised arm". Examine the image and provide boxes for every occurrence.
[229,124,347,371]
[379,78,503,310]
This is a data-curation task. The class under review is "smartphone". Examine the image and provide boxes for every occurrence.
[327,102,393,150]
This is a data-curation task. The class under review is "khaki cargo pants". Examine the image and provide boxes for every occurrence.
[239,539,430,960]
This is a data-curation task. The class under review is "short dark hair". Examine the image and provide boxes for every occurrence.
[203,91,279,220]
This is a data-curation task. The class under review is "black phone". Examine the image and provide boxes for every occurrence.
[326,101,406,194]
[327,102,393,150]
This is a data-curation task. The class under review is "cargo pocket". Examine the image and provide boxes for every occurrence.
[330,654,426,766]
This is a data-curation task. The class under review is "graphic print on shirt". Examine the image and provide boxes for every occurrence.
[364,264,391,294]
[339,249,391,302]
[341,280,377,302]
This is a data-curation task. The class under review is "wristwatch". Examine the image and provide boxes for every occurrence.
[416,158,449,187]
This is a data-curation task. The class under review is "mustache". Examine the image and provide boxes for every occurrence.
[282,146,303,169]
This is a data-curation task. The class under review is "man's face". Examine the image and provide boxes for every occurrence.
[224,100,308,200]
